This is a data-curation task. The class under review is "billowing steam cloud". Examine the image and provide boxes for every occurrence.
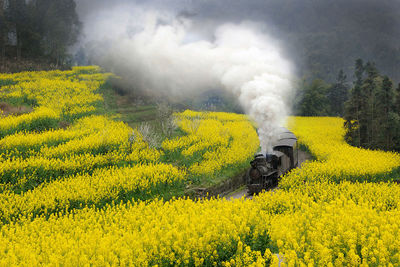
[80,5,294,153]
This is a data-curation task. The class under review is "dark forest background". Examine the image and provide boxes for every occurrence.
[296,60,400,152]
[0,0,80,70]
[2,0,400,82]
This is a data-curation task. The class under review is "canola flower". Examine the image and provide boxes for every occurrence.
[280,116,400,187]
[163,110,259,176]
[267,185,400,266]
[0,146,162,190]
[0,163,186,224]
[189,120,259,175]
[0,195,274,266]
[268,116,400,265]
[2,67,400,266]
[3,181,400,266]
[0,67,260,213]
[0,106,59,137]
[0,69,162,195]
[38,117,131,158]
[0,66,110,130]
[0,115,129,157]
[0,68,266,265]
[0,123,161,192]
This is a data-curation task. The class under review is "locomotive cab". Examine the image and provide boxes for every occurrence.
[246,153,280,195]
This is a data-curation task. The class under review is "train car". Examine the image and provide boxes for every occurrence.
[273,128,298,169]
[246,128,298,195]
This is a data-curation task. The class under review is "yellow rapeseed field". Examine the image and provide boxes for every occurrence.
[1,67,400,266]
[281,117,400,188]
[163,110,259,176]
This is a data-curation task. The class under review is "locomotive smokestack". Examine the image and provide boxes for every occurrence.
[79,5,295,147]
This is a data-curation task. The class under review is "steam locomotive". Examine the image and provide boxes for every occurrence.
[246,128,298,195]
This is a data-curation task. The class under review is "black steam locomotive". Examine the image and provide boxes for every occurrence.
[246,128,298,195]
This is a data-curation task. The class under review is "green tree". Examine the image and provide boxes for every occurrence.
[0,0,80,64]
[344,60,400,151]
[360,61,380,148]
[344,59,364,147]
[30,0,80,65]
[299,79,329,116]
[8,0,28,60]
[327,69,348,117]
[375,76,395,150]
[0,2,5,59]
[396,83,400,115]
[393,83,400,151]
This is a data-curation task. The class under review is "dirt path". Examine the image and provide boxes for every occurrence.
[298,149,313,167]
[224,186,251,200]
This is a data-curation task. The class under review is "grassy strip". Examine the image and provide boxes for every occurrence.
[298,143,317,160]
[95,79,158,126]
[0,115,60,138]
[332,166,400,184]
[0,152,158,194]
[0,180,186,225]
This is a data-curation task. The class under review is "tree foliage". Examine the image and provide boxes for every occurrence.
[327,69,349,117]
[296,58,400,152]
[296,70,349,117]
[0,0,80,65]
[298,79,330,116]
[344,59,400,151]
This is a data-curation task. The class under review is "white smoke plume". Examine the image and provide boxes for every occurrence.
[79,5,295,153]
